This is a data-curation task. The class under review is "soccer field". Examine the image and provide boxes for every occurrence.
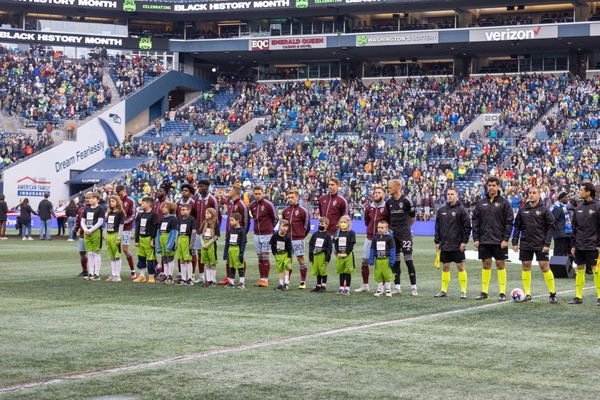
[1,234,600,400]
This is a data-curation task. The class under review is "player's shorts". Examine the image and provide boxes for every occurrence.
[159,233,176,257]
[254,234,271,254]
[176,235,193,261]
[106,232,121,259]
[292,239,305,256]
[374,258,394,282]
[394,236,413,254]
[335,253,355,274]
[78,237,86,252]
[362,239,372,259]
[440,250,465,264]
[310,252,327,276]
[275,253,292,273]
[122,230,131,246]
[138,236,156,261]
[574,249,598,266]
[84,229,102,253]
[478,244,508,261]
[200,242,217,265]
[228,245,244,269]
[519,249,549,262]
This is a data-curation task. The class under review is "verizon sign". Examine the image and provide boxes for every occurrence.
[470,25,558,42]
[249,36,326,51]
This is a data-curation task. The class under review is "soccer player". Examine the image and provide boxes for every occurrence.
[194,179,221,283]
[369,220,396,297]
[116,185,137,280]
[133,197,159,283]
[156,202,178,284]
[551,191,574,257]
[512,187,557,303]
[334,215,356,296]
[74,193,91,277]
[270,219,293,291]
[433,188,471,299]
[105,195,125,282]
[176,183,196,283]
[219,185,249,285]
[568,182,600,305]
[318,177,349,237]
[153,183,169,278]
[309,217,333,292]
[471,177,514,301]
[357,186,388,293]
[249,185,278,287]
[223,213,247,289]
[385,179,417,296]
[199,208,220,286]
[81,192,104,281]
[176,203,196,286]
[281,189,310,288]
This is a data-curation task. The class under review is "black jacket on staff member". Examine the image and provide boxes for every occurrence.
[471,194,514,245]
[512,201,554,250]
[434,201,471,251]
[570,200,600,251]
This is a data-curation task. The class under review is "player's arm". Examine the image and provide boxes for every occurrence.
[166,227,177,252]
[434,209,441,245]
[155,229,162,254]
[303,208,310,236]
[190,229,197,251]
[286,236,293,258]
[461,209,471,247]
[570,210,577,250]
[239,230,247,261]
[134,214,141,244]
[324,234,332,262]
[346,231,356,254]
[269,234,277,255]
[223,231,230,261]
[308,234,315,262]
[270,202,278,226]
[388,237,396,268]
[511,210,522,250]
[471,204,480,242]
[503,201,514,242]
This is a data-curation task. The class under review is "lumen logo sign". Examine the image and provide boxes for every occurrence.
[470,25,557,42]
[16,177,51,197]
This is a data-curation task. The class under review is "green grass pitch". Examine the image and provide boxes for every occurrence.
[1,234,600,399]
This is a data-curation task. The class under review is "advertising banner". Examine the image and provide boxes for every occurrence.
[356,31,439,47]
[469,25,558,42]
[249,36,326,51]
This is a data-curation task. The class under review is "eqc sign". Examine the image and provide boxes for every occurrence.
[470,25,558,42]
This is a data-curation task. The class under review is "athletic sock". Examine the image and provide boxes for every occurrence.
[115,259,122,277]
[497,269,507,294]
[543,269,555,294]
[279,279,284,285]
[94,253,102,275]
[395,284,401,291]
[576,268,585,299]
[594,267,600,298]
[458,270,467,293]
[377,282,384,290]
[126,254,135,271]
[240,276,245,284]
[481,268,491,294]
[263,260,270,281]
[139,269,146,277]
[300,264,307,282]
[361,261,369,284]
[181,262,187,281]
[441,270,450,293]
[384,282,391,291]
[80,255,88,273]
[110,260,115,276]
[522,270,532,296]
[186,263,193,282]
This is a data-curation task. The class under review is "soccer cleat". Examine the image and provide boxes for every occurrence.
[174,275,183,284]
[318,286,327,292]
[310,286,321,292]
[130,272,137,280]
[568,297,583,304]
[186,279,194,286]
[84,274,91,281]
[91,275,100,281]
[498,293,507,302]
[275,284,284,291]
[194,278,204,284]
[254,279,268,288]
[475,292,488,300]
[202,281,212,287]
[385,290,392,297]
[336,289,344,295]
[224,282,235,288]
[176,279,186,286]
[237,282,245,289]
[460,292,467,299]
[344,288,351,296]
[112,277,122,282]
[166,276,174,284]
[391,289,401,295]
[434,291,447,298]
[77,271,88,277]
[283,283,289,291]
[105,275,114,281]
[355,285,370,293]
[522,295,532,302]
[298,282,307,289]
[217,278,230,285]
[147,276,155,283]
[133,275,147,283]
[158,275,167,283]
[411,287,418,296]
[374,289,383,297]
[597,298,600,307]
[549,293,558,304]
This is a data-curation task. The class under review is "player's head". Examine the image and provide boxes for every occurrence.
[44,192,50,199]
[373,186,386,203]
[486,177,501,196]
[339,215,351,231]
[253,185,264,202]
[279,219,290,235]
[578,182,596,201]
[157,185,168,200]
[88,192,100,205]
[447,187,458,204]
[161,201,177,216]
[205,207,217,224]
[377,220,389,235]
[388,179,402,196]
[287,189,299,205]
[116,184,126,199]
[527,186,541,204]
[85,192,92,205]
[230,212,242,228]
[318,217,329,231]
[328,177,340,194]
[180,203,191,217]
[180,183,195,199]
[109,195,123,212]
[197,179,210,196]
[558,191,569,204]
[229,185,242,200]
[141,197,153,211]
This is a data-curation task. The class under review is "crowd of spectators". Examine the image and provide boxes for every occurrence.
[109,54,166,97]
[0,132,54,170]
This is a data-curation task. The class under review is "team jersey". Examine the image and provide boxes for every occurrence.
[249,199,278,235]
[226,198,249,233]
[106,210,125,234]
[385,195,415,238]
[282,203,310,240]
[308,231,333,261]
[571,200,600,250]
[200,221,219,240]
[471,194,514,245]
[512,201,554,250]
[135,210,158,240]
[270,233,293,257]
[334,230,356,254]
[178,215,196,237]
[159,215,178,234]
[434,202,471,251]
[120,196,137,231]
[177,197,197,220]
[83,206,104,230]
[152,197,166,222]
[194,192,221,232]
[318,193,349,236]
[364,201,388,240]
